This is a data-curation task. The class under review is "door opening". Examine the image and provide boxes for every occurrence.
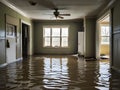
[22,23,29,58]
[98,14,110,59]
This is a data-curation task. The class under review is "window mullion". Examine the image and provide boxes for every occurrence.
[60,28,62,47]
[50,28,52,47]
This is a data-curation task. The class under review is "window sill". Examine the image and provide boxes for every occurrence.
[43,46,69,48]
[101,44,109,45]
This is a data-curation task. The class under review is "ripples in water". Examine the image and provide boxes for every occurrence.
[0,55,120,90]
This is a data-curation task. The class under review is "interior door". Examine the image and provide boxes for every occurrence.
[6,24,16,63]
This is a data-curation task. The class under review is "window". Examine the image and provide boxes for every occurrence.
[43,26,69,48]
[101,25,109,44]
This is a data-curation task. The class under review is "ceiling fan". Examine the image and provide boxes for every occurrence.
[29,0,71,19]
[53,8,70,19]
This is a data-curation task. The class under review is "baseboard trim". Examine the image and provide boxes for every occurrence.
[16,57,23,61]
[111,66,120,73]
[0,57,23,68]
[0,63,7,68]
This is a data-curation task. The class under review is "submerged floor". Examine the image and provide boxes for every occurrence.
[0,55,120,90]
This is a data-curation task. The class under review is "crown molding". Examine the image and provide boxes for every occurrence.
[0,0,30,18]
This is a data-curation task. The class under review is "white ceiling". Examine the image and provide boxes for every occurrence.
[1,0,112,20]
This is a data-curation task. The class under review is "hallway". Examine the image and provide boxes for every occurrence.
[0,55,120,90]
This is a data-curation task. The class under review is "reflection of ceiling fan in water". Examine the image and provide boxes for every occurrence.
[29,0,71,19]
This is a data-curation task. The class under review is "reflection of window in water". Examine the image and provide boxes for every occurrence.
[44,57,68,73]
[43,57,68,89]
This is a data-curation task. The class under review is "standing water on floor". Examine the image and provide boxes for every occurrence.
[0,55,120,90]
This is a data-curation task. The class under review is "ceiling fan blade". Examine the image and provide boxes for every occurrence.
[59,14,71,16]
[58,16,64,19]
[37,0,57,9]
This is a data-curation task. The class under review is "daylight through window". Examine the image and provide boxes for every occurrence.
[101,25,110,44]
[43,26,69,48]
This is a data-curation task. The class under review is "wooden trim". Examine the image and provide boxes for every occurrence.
[0,0,28,18]
[111,66,120,73]
[113,29,120,34]
[0,63,7,68]
[0,57,22,68]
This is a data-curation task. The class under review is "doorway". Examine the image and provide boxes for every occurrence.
[97,14,110,59]
[22,23,30,58]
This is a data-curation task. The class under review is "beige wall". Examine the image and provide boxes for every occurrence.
[96,0,120,71]
[112,0,120,70]
[33,20,83,55]
[100,44,109,55]
[0,2,32,65]
[84,17,96,58]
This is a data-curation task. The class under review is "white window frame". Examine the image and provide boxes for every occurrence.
[43,25,69,48]
[100,25,110,45]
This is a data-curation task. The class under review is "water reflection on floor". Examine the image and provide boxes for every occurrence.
[0,55,120,90]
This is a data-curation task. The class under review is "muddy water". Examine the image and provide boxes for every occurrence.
[0,55,120,90]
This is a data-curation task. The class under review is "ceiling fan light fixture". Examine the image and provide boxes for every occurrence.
[29,1,37,6]
[54,9,59,17]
